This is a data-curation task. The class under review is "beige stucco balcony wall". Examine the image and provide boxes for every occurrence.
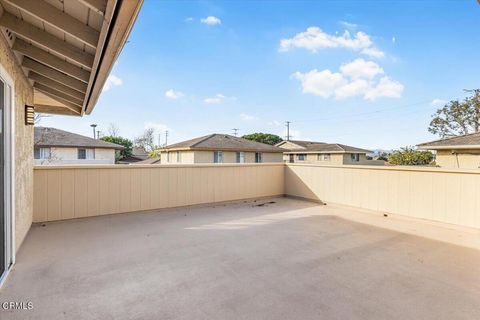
[285,163,480,229]
[34,162,480,229]
[33,163,285,222]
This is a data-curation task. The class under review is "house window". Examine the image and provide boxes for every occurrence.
[318,153,331,161]
[350,153,360,162]
[297,154,307,161]
[167,152,170,163]
[78,148,95,160]
[176,151,181,162]
[214,151,223,163]
[236,152,245,163]
[34,147,50,159]
[255,152,262,163]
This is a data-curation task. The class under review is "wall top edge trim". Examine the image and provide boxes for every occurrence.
[33,163,285,170]
[286,163,480,174]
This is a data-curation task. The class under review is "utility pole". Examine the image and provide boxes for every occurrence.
[96,130,101,139]
[285,121,291,141]
[164,130,169,146]
[232,128,239,136]
[158,133,161,147]
[90,124,97,139]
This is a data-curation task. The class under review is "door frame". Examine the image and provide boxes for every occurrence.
[0,63,15,288]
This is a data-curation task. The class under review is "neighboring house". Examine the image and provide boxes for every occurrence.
[132,146,149,160]
[134,156,161,165]
[159,134,284,164]
[118,146,149,164]
[417,132,480,169]
[34,127,124,165]
[276,140,384,165]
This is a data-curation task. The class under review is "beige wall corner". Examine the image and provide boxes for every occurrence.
[0,32,34,251]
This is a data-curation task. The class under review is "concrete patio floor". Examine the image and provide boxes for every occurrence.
[1,197,480,320]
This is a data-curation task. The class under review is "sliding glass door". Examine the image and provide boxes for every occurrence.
[0,78,5,279]
[0,74,12,285]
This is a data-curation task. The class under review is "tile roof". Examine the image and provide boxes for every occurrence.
[162,134,284,152]
[417,132,480,148]
[34,127,124,150]
[131,147,149,160]
[279,140,371,153]
[133,157,161,164]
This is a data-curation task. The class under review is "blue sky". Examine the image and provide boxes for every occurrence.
[41,0,480,150]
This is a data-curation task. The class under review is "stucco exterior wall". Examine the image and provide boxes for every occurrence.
[260,152,283,163]
[289,153,344,165]
[0,34,34,251]
[285,153,383,166]
[195,151,282,163]
[277,141,305,150]
[192,150,217,163]
[35,147,116,165]
[436,150,480,169]
[342,153,384,166]
[159,151,195,164]
[194,151,282,163]
[160,150,282,164]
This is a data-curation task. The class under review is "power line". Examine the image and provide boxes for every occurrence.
[312,108,443,140]
[289,99,438,124]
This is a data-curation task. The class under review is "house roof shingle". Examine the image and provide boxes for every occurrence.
[34,127,124,150]
[279,140,371,154]
[417,132,480,149]
[133,157,161,165]
[131,147,149,160]
[162,134,284,153]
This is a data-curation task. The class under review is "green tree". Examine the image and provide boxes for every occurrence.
[242,133,283,145]
[149,150,160,158]
[101,136,133,160]
[429,90,480,138]
[388,147,434,166]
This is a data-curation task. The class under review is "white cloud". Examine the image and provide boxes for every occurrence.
[185,17,194,22]
[292,59,403,101]
[339,21,358,29]
[431,98,447,107]
[201,16,221,25]
[360,47,385,58]
[339,58,384,79]
[240,113,258,121]
[204,94,226,104]
[364,77,404,101]
[103,75,122,92]
[334,79,370,100]
[165,89,184,99]
[292,69,346,98]
[279,26,384,59]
